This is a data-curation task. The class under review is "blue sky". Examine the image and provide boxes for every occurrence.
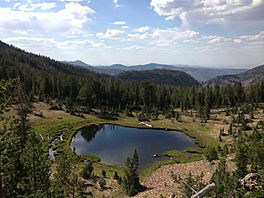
[0,0,264,68]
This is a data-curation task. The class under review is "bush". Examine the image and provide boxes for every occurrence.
[113,171,119,180]
[117,176,122,185]
[50,104,63,110]
[102,170,106,178]
[205,147,218,161]
[34,111,44,118]
[97,112,118,120]
[81,162,94,180]
[99,178,106,189]
[138,113,148,121]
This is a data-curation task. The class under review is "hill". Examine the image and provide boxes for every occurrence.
[118,69,200,87]
[0,41,103,80]
[205,64,264,86]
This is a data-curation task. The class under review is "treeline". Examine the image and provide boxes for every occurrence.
[1,57,264,114]
[1,41,264,117]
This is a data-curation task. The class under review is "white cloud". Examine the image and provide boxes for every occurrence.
[233,39,242,44]
[205,35,231,44]
[134,26,150,33]
[0,2,95,34]
[122,26,129,29]
[96,28,125,39]
[14,2,57,11]
[240,31,264,41]
[59,0,86,2]
[128,32,152,40]
[112,21,126,25]
[152,28,199,46]
[3,36,109,50]
[113,0,120,8]
[150,0,264,27]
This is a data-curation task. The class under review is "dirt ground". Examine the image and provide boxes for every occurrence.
[134,160,214,198]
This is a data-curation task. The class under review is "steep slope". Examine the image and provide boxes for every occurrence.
[0,40,104,80]
[205,64,264,86]
[118,69,200,87]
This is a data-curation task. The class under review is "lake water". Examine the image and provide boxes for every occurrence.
[70,124,198,168]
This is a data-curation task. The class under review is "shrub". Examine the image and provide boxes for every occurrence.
[81,162,94,180]
[102,170,106,178]
[99,178,106,189]
[205,147,218,161]
[138,112,148,121]
[113,171,119,180]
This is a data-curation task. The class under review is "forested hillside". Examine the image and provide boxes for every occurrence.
[0,40,264,114]
[206,64,264,86]
[118,69,200,87]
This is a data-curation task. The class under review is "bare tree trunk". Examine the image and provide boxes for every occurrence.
[191,183,215,198]
[0,173,3,198]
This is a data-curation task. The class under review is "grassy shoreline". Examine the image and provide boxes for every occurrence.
[30,109,218,180]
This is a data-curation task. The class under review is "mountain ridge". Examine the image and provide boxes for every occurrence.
[205,64,264,86]
[65,60,247,82]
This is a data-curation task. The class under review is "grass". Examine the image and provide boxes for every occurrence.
[140,149,203,180]
[184,147,205,154]
[93,163,125,178]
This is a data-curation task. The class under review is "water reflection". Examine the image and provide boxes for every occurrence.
[71,124,198,168]
[80,124,102,143]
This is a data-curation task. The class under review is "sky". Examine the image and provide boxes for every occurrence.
[0,0,264,68]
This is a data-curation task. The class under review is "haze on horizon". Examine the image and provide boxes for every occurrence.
[0,0,264,68]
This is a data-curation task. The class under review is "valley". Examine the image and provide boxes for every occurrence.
[0,40,263,198]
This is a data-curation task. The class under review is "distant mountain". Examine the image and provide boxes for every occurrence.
[205,64,264,86]
[66,61,246,82]
[118,69,200,87]
[64,61,123,76]
[63,60,93,68]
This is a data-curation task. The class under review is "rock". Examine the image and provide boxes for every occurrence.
[169,192,175,198]
[239,173,261,191]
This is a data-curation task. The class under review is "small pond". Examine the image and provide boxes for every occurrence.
[70,124,198,168]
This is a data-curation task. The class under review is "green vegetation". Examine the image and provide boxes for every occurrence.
[1,41,264,197]
[118,69,200,87]
[81,162,94,180]
[140,150,203,180]
[122,150,145,196]
[205,146,218,161]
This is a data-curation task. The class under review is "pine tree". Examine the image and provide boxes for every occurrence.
[123,150,144,196]
[20,132,51,197]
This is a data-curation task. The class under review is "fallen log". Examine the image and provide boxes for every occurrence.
[191,183,215,198]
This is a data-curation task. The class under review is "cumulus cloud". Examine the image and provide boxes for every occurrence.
[14,2,57,11]
[112,21,126,25]
[3,36,110,50]
[134,26,150,33]
[152,28,199,46]
[128,32,153,40]
[0,2,95,34]
[96,28,125,39]
[150,0,264,26]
